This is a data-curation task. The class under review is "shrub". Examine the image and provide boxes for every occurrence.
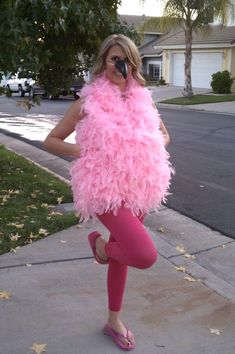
[211,70,234,94]
[158,76,166,86]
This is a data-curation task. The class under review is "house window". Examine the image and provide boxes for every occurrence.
[149,64,161,81]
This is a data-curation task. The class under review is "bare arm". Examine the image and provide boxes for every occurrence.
[152,102,170,147]
[43,99,83,158]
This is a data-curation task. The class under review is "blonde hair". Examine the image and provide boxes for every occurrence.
[93,34,145,86]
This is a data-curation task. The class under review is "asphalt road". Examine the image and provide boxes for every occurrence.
[0,96,235,238]
[159,107,235,239]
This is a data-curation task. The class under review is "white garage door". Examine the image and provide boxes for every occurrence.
[172,52,223,88]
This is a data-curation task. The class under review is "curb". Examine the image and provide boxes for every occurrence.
[7,145,71,185]
[147,228,235,304]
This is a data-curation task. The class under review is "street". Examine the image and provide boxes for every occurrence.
[0,95,235,238]
[160,107,235,239]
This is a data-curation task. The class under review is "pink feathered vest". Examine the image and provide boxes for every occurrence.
[70,74,173,221]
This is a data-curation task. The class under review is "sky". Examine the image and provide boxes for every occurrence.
[118,0,164,16]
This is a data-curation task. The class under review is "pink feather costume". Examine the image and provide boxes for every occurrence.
[70,73,174,221]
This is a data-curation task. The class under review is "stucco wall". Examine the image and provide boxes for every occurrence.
[231,47,235,91]
[162,50,170,84]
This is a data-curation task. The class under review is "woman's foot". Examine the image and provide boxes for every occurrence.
[106,318,135,349]
[88,232,108,264]
[96,236,108,263]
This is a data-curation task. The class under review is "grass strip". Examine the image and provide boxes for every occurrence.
[0,145,78,255]
[159,94,235,105]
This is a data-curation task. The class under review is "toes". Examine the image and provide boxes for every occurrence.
[127,331,135,345]
[119,329,135,346]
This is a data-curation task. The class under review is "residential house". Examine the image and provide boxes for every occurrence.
[120,2,235,90]
[146,2,235,90]
[153,25,235,90]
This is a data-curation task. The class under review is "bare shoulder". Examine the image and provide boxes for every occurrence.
[60,97,85,128]
[64,97,84,124]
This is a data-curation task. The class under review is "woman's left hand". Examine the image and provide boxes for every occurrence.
[152,102,170,147]
[159,118,170,147]
[162,132,170,147]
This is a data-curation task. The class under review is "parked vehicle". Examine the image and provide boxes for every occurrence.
[45,78,84,100]
[6,72,84,99]
[6,73,46,98]
[27,81,45,98]
[70,79,84,99]
[6,74,32,97]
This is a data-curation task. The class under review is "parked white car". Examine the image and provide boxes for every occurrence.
[6,72,85,99]
[6,74,44,97]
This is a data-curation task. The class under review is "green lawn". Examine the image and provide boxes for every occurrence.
[0,145,79,255]
[159,94,235,105]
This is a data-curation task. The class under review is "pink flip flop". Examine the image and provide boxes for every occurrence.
[103,324,135,351]
[88,231,108,265]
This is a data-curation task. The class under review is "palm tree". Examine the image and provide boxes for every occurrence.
[141,0,232,97]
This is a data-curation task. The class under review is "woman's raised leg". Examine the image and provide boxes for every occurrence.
[97,206,157,269]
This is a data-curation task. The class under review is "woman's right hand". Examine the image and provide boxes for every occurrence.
[71,143,81,158]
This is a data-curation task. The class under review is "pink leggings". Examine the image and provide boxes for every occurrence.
[97,206,158,312]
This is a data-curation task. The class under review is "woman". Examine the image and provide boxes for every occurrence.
[44,34,173,351]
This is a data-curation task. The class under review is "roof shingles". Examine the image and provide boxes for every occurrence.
[154,26,235,47]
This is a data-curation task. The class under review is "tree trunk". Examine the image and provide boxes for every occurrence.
[183,27,193,97]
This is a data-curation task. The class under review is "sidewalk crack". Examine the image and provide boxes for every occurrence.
[0,256,93,270]
[168,240,234,260]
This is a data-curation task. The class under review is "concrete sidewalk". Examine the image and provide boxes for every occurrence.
[1,134,235,354]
